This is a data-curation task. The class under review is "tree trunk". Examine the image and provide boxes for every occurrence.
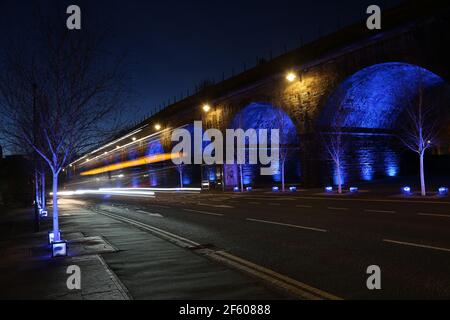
[41,173,46,210]
[337,162,342,194]
[420,152,426,196]
[239,165,244,192]
[281,161,286,192]
[52,172,60,241]
[35,169,40,208]
[179,168,183,188]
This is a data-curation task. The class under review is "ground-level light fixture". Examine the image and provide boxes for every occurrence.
[48,230,61,244]
[325,186,333,193]
[402,186,412,194]
[272,186,279,192]
[233,187,240,192]
[438,187,448,195]
[52,241,68,258]
[350,187,359,193]
[154,124,162,130]
[246,186,253,192]
[202,104,211,113]
[286,72,297,82]
[289,186,297,192]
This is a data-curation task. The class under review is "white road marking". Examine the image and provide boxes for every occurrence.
[418,213,450,218]
[365,209,396,214]
[327,207,348,211]
[383,239,450,253]
[296,205,312,208]
[197,202,234,209]
[184,209,224,217]
[97,209,339,300]
[246,218,327,233]
[137,210,163,218]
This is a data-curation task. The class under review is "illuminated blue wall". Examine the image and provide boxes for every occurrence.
[227,102,300,186]
[319,63,445,186]
[320,63,444,129]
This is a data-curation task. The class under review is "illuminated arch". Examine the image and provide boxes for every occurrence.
[227,102,300,186]
[319,62,445,130]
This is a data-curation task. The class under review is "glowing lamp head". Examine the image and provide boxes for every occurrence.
[438,187,448,195]
[272,186,279,192]
[325,186,333,193]
[202,104,211,113]
[350,187,359,193]
[286,72,297,82]
[233,187,240,192]
[289,186,297,192]
[154,124,162,130]
[132,137,137,141]
[402,186,412,194]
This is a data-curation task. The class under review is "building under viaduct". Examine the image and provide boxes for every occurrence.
[65,1,450,191]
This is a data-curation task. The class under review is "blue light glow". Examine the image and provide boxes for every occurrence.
[272,186,279,192]
[438,187,448,195]
[402,186,412,194]
[320,63,444,130]
[325,186,333,192]
[289,186,297,192]
[350,187,358,193]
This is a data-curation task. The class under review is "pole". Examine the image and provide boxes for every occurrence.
[32,83,40,232]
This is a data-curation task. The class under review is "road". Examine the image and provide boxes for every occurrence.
[70,191,450,299]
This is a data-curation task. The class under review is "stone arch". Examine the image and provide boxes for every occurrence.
[317,62,449,185]
[224,102,300,188]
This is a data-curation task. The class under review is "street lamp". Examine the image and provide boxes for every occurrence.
[154,124,162,130]
[202,104,211,113]
[286,72,297,82]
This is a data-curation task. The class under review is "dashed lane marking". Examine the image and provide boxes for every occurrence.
[246,218,327,233]
[418,213,450,218]
[383,239,450,253]
[184,209,224,217]
[365,209,396,214]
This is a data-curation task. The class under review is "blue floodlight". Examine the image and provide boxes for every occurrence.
[402,186,412,194]
[246,187,253,192]
[52,241,68,258]
[233,187,240,192]
[325,186,333,193]
[438,187,448,195]
[48,231,61,244]
[272,186,279,192]
[289,186,297,192]
[350,187,359,193]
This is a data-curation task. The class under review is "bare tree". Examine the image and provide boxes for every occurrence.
[273,106,297,192]
[321,98,348,194]
[398,70,441,196]
[0,18,124,241]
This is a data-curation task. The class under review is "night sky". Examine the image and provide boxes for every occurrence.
[0,0,403,127]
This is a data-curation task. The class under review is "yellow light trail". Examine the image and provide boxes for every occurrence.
[80,153,181,176]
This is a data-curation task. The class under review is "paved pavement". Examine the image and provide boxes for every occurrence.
[0,200,287,300]
[74,190,450,299]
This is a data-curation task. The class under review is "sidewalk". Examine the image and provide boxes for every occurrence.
[0,200,285,300]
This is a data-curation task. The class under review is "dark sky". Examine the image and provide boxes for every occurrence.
[0,0,403,127]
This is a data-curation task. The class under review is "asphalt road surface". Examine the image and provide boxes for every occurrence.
[69,191,450,299]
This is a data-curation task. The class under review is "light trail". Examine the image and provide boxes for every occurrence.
[80,153,181,176]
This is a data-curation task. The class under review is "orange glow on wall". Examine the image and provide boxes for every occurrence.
[80,153,181,176]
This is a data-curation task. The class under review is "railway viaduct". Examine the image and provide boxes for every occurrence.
[68,1,450,190]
